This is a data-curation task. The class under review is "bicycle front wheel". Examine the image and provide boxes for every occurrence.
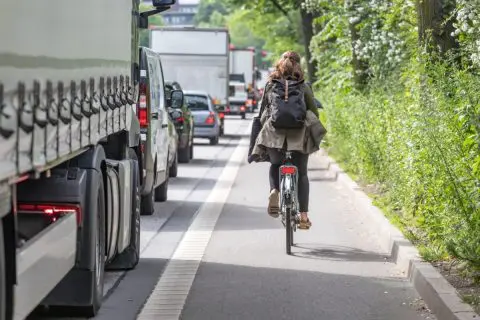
[286,207,293,255]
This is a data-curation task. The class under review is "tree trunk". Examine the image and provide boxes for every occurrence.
[349,21,369,90]
[298,4,318,83]
[417,0,458,55]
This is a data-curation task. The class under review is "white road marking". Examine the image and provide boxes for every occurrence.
[136,124,251,320]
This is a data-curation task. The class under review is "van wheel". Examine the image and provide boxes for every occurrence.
[0,219,6,320]
[169,153,178,178]
[155,167,169,202]
[141,191,155,216]
[108,149,140,270]
[189,138,194,159]
[83,173,106,317]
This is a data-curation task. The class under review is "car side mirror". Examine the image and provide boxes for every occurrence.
[171,90,184,109]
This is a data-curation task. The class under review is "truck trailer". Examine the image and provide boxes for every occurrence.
[0,0,176,319]
[149,27,230,109]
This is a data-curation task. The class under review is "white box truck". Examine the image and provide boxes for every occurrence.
[150,27,230,109]
[0,1,176,319]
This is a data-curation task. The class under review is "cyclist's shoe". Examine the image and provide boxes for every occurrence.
[268,189,280,218]
[298,214,312,230]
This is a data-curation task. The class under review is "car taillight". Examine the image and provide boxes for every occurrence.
[219,112,224,119]
[253,100,256,105]
[240,106,246,112]
[226,107,231,113]
[176,116,185,124]
[280,166,297,175]
[205,112,215,125]
[18,203,82,225]
[137,82,148,128]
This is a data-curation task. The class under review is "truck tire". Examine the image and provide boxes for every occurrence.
[178,146,190,164]
[0,219,5,320]
[85,174,106,317]
[108,149,141,270]
[155,166,169,202]
[169,153,178,178]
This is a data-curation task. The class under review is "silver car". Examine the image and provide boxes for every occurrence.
[184,91,221,145]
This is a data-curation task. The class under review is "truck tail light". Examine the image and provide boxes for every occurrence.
[205,112,215,125]
[18,203,82,226]
[240,106,246,112]
[137,82,148,128]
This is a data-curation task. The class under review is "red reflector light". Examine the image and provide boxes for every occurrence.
[18,203,82,225]
[205,112,215,125]
[280,166,297,175]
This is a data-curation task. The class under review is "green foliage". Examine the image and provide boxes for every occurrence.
[195,0,230,26]
[312,0,480,269]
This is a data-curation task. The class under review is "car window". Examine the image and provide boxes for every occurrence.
[146,54,160,112]
[185,95,209,111]
[156,56,166,111]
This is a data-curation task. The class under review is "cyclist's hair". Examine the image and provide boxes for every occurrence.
[268,51,304,82]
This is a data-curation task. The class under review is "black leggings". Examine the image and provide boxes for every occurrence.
[267,148,310,212]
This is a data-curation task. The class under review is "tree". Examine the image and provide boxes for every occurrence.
[416,0,458,56]
[225,0,319,82]
[195,0,230,26]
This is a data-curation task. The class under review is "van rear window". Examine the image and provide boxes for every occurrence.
[185,95,209,111]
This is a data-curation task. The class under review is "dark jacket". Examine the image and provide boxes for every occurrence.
[249,81,326,162]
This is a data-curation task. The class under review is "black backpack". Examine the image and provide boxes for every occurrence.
[269,79,307,129]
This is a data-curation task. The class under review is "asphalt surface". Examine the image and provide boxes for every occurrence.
[28,115,436,320]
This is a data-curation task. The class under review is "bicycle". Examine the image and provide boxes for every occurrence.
[279,151,299,255]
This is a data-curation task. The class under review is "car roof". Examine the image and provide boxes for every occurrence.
[183,90,210,97]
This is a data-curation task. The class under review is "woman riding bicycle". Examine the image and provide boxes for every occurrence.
[249,51,325,230]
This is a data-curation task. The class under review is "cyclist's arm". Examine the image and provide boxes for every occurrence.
[304,84,319,118]
[259,83,271,116]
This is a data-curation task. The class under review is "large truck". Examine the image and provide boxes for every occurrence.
[0,1,176,319]
[229,47,256,91]
[229,47,258,113]
[149,27,230,110]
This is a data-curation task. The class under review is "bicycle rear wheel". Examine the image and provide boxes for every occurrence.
[286,207,292,255]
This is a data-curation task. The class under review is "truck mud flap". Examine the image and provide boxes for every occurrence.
[14,214,76,320]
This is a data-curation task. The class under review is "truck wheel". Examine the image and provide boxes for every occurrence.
[108,149,140,270]
[155,166,169,202]
[84,174,106,317]
[178,146,190,164]
[169,153,178,178]
[0,219,5,320]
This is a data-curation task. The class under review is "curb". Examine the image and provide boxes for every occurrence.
[315,150,478,320]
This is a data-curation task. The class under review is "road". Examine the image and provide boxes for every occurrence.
[29,115,435,320]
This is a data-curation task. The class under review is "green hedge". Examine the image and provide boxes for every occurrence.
[320,62,480,270]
